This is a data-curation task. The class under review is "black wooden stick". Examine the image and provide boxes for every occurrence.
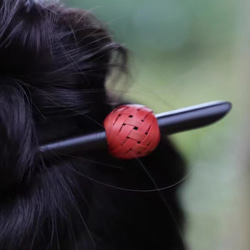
[40,101,231,155]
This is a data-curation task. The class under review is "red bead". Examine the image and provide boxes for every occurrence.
[104,104,160,159]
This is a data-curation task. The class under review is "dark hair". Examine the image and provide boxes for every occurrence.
[0,1,186,249]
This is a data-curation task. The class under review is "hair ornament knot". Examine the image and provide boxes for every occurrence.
[104,104,161,159]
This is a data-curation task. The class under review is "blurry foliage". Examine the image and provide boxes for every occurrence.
[67,0,236,55]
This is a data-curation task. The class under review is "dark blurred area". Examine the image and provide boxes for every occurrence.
[66,0,249,249]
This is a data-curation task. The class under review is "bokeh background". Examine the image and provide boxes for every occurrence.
[66,0,249,249]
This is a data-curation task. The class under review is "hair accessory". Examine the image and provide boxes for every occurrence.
[104,105,160,159]
[40,101,232,159]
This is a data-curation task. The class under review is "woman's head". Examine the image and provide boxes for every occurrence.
[0,1,127,247]
[0,1,186,249]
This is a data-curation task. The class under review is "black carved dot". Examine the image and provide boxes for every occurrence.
[129,115,133,118]
[133,126,138,130]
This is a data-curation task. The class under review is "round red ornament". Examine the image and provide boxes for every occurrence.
[103,104,161,159]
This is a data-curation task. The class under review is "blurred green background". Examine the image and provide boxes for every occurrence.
[66,0,249,249]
